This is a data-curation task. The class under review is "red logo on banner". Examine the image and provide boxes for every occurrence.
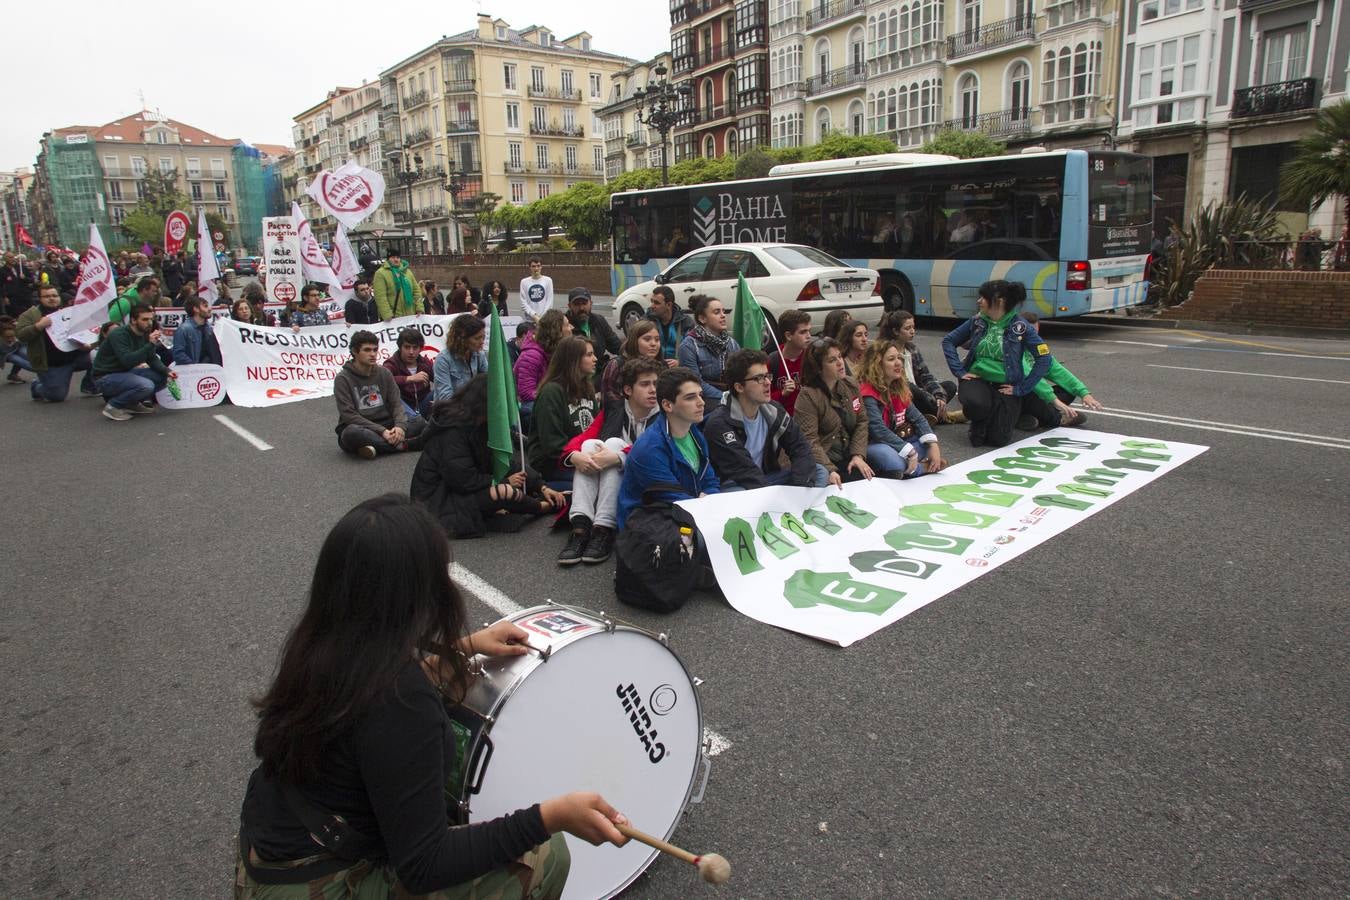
[265,387,317,399]
[75,244,113,305]
[272,282,296,303]
[320,172,375,212]
[196,377,221,401]
[164,211,191,256]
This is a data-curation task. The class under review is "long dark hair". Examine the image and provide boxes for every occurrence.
[252,494,469,782]
[800,336,842,393]
[540,335,595,402]
[446,313,486,359]
[430,373,490,425]
[482,279,507,301]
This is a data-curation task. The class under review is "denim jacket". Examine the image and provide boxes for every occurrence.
[431,349,487,402]
[676,333,740,403]
[940,313,1052,397]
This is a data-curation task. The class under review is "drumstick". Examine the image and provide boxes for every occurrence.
[615,822,731,885]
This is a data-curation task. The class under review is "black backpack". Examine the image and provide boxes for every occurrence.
[614,484,702,613]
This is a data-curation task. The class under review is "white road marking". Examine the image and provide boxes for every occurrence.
[212,414,273,451]
[1098,406,1350,442]
[1069,337,1350,361]
[1089,408,1350,450]
[1146,364,1350,385]
[704,728,732,756]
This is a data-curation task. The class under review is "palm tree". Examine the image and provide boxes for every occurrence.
[1279,99,1350,238]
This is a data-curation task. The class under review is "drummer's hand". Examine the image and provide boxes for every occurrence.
[540,792,630,846]
[462,620,530,658]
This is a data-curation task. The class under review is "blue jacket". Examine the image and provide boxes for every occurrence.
[676,333,740,403]
[861,394,936,456]
[171,317,221,366]
[617,413,720,529]
[940,313,1052,397]
[432,349,487,401]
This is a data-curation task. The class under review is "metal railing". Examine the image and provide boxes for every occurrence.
[528,85,583,101]
[1232,77,1317,119]
[529,122,585,137]
[404,128,432,145]
[626,131,649,147]
[806,64,867,96]
[1042,0,1101,30]
[1210,238,1350,271]
[868,39,945,75]
[446,119,480,134]
[348,135,369,151]
[403,90,430,109]
[806,0,866,29]
[941,107,1034,138]
[686,103,738,125]
[445,78,476,93]
[946,13,1035,59]
[694,43,731,69]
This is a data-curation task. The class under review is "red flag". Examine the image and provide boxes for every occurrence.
[15,224,34,247]
[164,210,190,256]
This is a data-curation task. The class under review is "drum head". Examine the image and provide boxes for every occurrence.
[469,627,702,900]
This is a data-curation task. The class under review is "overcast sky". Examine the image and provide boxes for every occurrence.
[4,0,670,171]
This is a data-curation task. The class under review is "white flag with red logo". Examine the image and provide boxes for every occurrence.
[197,210,220,304]
[305,161,385,229]
[49,223,116,346]
[331,225,362,297]
[292,202,352,302]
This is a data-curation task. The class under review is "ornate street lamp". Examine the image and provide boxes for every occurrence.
[443,165,468,256]
[387,143,423,254]
[632,63,691,186]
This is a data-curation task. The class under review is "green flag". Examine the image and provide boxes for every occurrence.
[730,271,766,352]
[486,306,521,483]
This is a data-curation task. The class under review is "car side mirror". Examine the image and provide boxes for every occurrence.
[653,272,668,285]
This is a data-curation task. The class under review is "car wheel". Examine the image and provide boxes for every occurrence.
[760,312,778,354]
[620,302,645,335]
[883,279,915,313]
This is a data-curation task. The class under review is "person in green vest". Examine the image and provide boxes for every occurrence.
[1017,311,1103,428]
[373,249,424,321]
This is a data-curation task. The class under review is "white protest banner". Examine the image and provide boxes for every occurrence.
[151,299,341,342]
[49,223,116,346]
[331,224,361,296]
[678,430,1208,647]
[263,216,304,308]
[197,210,221,304]
[292,202,350,302]
[305,161,385,230]
[154,364,227,409]
[214,314,456,407]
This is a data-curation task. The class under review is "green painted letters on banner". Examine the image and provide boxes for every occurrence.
[899,502,998,529]
[1018,446,1080,461]
[722,517,764,575]
[802,507,843,536]
[1057,482,1114,499]
[784,570,907,615]
[993,455,1059,473]
[1122,440,1168,450]
[825,495,878,528]
[883,522,974,555]
[849,550,941,580]
[932,483,1023,508]
[1077,468,1128,488]
[1032,493,1095,511]
[779,512,816,544]
[1040,437,1101,451]
[1101,457,1159,473]
[968,469,1043,489]
[1118,448,1172,462]
[756,512,799,559]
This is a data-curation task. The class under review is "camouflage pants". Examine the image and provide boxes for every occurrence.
[234,832,570,900]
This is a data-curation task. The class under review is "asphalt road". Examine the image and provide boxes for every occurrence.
[1,307,1346,899]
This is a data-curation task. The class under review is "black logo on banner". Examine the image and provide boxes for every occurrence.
[616,683,666,763]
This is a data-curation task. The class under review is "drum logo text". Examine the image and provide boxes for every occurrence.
[616,683,667,764]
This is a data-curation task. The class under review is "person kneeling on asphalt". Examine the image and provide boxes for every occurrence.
[16,283,98,402]
[556,357,663,567]
[91,302,171,421]
[703,348,828,492]
[333,330,426,459]
[1017,311,1101,429]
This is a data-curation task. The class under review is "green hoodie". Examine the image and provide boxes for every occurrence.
[373,260,423,321]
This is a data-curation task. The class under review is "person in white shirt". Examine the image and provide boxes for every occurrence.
[518,257,554,323]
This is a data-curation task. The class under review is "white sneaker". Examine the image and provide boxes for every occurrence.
[127,401,155,415]
[102,404,132,422]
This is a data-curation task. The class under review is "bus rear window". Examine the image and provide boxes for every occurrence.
[1089,155,1152,227]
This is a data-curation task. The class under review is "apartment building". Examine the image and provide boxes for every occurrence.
[669,0,773,160]
[599,53,676,178]
[1119,0,1348,239]
[378,14,634,253]
[0,168,32,253]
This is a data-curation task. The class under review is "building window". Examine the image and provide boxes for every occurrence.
[136,181,147,199]
[510,181,526,203]
[538,183,551,200]
[508,142,523,168]
[131,157,146,176]
[815,38,831,79]
[497,25,508,40]
[561,70,574,95]
[736,55,766,107]
[848,99,865,135]
[191,183,202,201]
[1043,42,1103,123]
[531,66,546,92]
[186,157,201,177]
[210,158,226,177]
[594,145,604,170]
[216,182,227,200]
[590,73,602,98]
[533,105,547,130]
[536,144,549,167]
[109,181,122,200]
[1009,60,1031,118]
[504,63,518,91]
[506,103,520,130]
[815,108,831,141]
[703,135,716,158]
[772,44,802,88]
[157,157,172,174]
[1259,26,1309,85]
[772,112,804,148]
[562,108,576,130]
[1140,0,1204,24]
[1135,35,1199,126]
[565,145,578,170]
[959,72,979,125]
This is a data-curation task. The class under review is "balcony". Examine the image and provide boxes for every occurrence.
[415,205,448,220]
[946,14,1035,60]
[942,107,1035,139]
[1041,96,1107,128]
[529,122,585,137]
[404,127,432,145]
[403,90,430,110]
[869,39,945,75]
[605,136,626,155]
[1232,77,1318,119]
[894,121,943,149]
[446,119,480,134]
[415,165,447,182]
[348,135,369,151]
[626,131,648,147]
[102,166,126,177]
[673,52,697,75]
[687,0,732,27]
[528,85,583,101]
[503,161,604,178]
[670,0,697,26]
[392,209,412,223]
[693,43,732,71]
[806,64,866,97]
[687,102,738,126]
[805,0,866,31]
[1042,0,1102,31]
[445,78,476,94]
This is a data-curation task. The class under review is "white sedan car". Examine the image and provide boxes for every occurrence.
[612,243,882,336]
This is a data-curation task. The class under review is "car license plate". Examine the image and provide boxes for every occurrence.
[1106,275,1124,284]
[834,280,864,293]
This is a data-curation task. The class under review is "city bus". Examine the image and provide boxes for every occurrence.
[610,149,1152,328]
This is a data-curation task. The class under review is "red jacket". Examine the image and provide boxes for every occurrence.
[769,349,805,415]
[383,353,436,409]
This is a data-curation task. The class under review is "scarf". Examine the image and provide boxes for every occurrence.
[388,262,413,309]
[690,324,731,365]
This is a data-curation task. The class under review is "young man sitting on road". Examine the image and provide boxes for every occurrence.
[333,330,426,459]
[91,303,171,421]
[703,348,828,492]
[766,309,812,415]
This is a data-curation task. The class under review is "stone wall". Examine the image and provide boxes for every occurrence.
[1158,269,1350,331]
[408,251,612,296]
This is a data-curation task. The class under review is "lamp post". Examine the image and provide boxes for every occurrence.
[388,143,423,255]
[632,63,691,186]
[443,164,468,256]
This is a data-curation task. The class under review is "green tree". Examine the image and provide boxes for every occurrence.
[1279,99,1350,231]
[608,168,662,193]
[734,147,778,180]
[918,130,1008,159]
[802,131,897,161]
[668,155,737,185]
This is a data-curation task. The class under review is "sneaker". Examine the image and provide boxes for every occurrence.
[942,409,967,425]
[80,386,102,397]
[6,374,24,384]
[127,401,156,415]
[924,413,940,427]
[1061,409,1088,428]
[1015,414,1038,431]
[102,404,132,422]
[581,526,615,564]
[356,445,377,460]
[558,526,590,566]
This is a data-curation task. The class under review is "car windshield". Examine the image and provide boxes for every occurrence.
[764,245,846,269]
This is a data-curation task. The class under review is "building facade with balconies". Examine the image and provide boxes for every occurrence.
[1118,0,1348,240]
[377,14,633,253]
[671,0,772,160]
[599,54,676,178]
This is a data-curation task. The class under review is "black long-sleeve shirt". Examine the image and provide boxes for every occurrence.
[240,663,550,893]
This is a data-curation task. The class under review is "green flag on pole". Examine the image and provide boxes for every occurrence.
[486,307,521,483]
[730,271,767,353]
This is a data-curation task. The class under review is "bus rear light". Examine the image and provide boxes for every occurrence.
[1066,261,1091,291]
[871,279,881,296]
[796,280,822,302]
[1143,253,1154,281]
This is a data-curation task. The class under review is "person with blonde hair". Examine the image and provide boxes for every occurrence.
[856,339,945,478]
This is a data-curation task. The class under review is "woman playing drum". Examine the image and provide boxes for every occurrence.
[233,494,628,899]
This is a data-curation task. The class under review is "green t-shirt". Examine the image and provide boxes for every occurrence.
[967,310,1018,383]
[673,430,701,471]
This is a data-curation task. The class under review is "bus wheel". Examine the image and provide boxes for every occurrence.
[620,302,645,334]
[883,280,914,313]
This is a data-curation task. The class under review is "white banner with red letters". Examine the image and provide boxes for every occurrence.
[305,162,385,230]
[677,431,1208,647]
[49,223,116,347]
[213,314,455,407]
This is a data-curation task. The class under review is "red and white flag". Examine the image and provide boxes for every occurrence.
[164,210,191,256]
[48,223,116,345]
[15,223,35,247]
[331,224,362,296]
[292,202,352,302]
[197,210,220,304]
[305,161,385,230]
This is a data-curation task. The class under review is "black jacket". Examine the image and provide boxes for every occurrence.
[162,257,184,295]
[409,413,538,539]
[345,295,378,324]
[569,311,621,360]
[702,392,817,489]
[1,264,34,308]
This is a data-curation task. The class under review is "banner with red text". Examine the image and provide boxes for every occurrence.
[49,223,116,346]
[677,431,1208,647]
[213,314,456,407]
[305,162,385,230]
[164,211,191,256]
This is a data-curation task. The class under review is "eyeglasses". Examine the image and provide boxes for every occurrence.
[741,373,773,384]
